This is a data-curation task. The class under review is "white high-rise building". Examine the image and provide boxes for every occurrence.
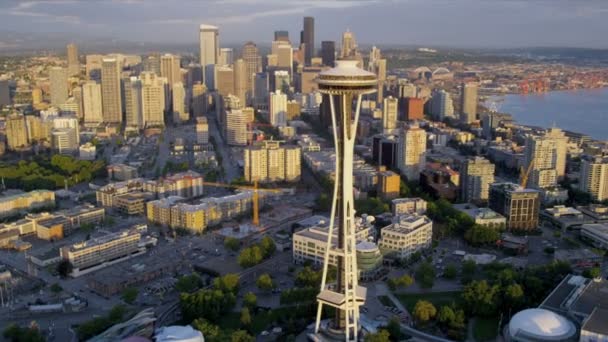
[382,96,398,132]
[82,81,103,127]
[398,123,427,181]
[67,43,79,76]
[199,24,219,88]
[429,89,454,120]
[461,157,495,203]
[140,72,165,127]
[243,141,301,183]
[269,90,287,127]
[580,155,608,201]
[196,117,209,144]
[225,109,249,146]
[524,128,567,189]
[101,58,123,123]
[172,82,187,124]
[233,59,247,106]
[49,67,68,106]
[124,77,143,129]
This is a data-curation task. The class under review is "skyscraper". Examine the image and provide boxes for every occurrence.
[215,65,234,97]
[580,155,608,201]
[140,72,165,127]
[253,73,269,110]
[219,48,234,66]
[49,67,68,106]
[269,90,287,127]
[321,41,336,67]
[461,157,495,203]
[273,70,290,92]
[124,77,143,129]
[429,89,454,120]
[523,128,567,189]
[382,96,398,132]
[244,141,301,183]
[314,60,377,341]
[460,82,478,124]
[172,82,187,124]
[6,114,28,150]
[274,30,289,42]
[233,59,247,106]
[82,81,103,127]
[101,58,123,123]
[66,43,79,76]
[199,24,219,87]
[276,44,293,75]
[160,54,181,90]
[225,109,250,146]
[398,123,427,181]
[192,82,207,117]
[489,183,540,231]
[303,17,314,65]
[242,42,262,97]
[341,29,357,58]
[0,80,10,106]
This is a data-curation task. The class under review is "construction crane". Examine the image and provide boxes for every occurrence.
[520,159,535,189]
[201,180,283,226]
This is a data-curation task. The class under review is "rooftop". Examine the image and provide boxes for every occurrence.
[581,307,608,335]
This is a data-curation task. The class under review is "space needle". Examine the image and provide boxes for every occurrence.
[313,59,377,341]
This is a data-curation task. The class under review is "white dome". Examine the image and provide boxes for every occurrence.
[509,309,575,340]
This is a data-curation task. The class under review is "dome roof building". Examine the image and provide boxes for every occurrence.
[506,308,577,342]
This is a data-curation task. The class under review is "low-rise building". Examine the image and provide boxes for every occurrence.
[580,307,608,342]
[79,142,96,160]
[391,197,427,216]
[377,170,400,200]
[489,183,540,231]
[378,214,433,258]
[36,215,67,241]
[554,249,602,270]
[542,205,591,230]
[114,192,154,216]
[107,163,138,181]
[578,204,608,222]
[454,204,506,228]
[580,223,608,249]
[0,190,55,219]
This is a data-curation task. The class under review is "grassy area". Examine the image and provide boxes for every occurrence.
[473,316,499,341]
[396,291,462,312]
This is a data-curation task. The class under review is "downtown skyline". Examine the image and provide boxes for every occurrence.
[0,0,608,49]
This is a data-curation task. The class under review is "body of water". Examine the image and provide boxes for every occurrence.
[488,88,608,140]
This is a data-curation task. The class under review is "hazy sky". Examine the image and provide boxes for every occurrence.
[1,0,607,48]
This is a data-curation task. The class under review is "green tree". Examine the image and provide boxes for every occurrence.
[240,307,252,326]
[231,330,254,342]
[256,273,275,291]
[3,324,45,342]
[243,292,257,308]
[461,260,477,284]
[415,262,436,289]
[56,260,73,278]
[364,330,390,342]
[175,274,203,293]
[583,267,601,279]
[388,274,414,290]
[413,300,437,322]
[180,289,237,323]
[259,236,276,258]
[462,280,500,317]
[443,264,458,279]
[385,317,403,341]
[295,266,322,287]
[437,305,456,325]
[121,287,138,304]
[238,246,263,268]
[503,283,524,309]
[224,237,241,252]
[464,225,500,246]
[192,318,221,341]
[49,283,62,294]
[213,274,240,294]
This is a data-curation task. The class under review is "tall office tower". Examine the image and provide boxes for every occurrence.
[215,66,234,97]
[143,54,161,75]
[219,48,234,66]
[199,24,219,87]
[6,114,29,150]
[460,82,478,124]
[269,90,287,127]
[233,59,248,105]
[303,16,314,65]
[85,54,104,80]
[266,54,278,67]
[186,64,203,89]
[225,109,250,146]
[204,64,216,91]
[489,183,540,231]
[172,82,187,124]
[31,87,42,106]
[403,97,424,121]
[277,44,293,75]
[341,29,358,58]
[313,60,377,341]
[545,127,568,179]
[49,67,68,106]
[253,73,269,110]
[25,115,49,142]
[523,130,566,189]
[195,117,209,144]
[242,42,262,95]
[140,72,165,127]
[82,81,103,127]
[52,128,78,154]
[398,79,417,98]
[376,59,387,103]
[274,30,289,42]
[160,54,181,89]
[461,157,495,203]
[368,46,381,72]
[0,80,9,106]
[66,43,79,76]
[321,41,336,67]
[580,155,608,201]
[192,82,207,116]
[101,58,123,123]
[72,86,83,119]
[124,77,143,129]
[273,70,290,92]
[244,141,301,183]
[382,96,398,132]
[397,123,427,182]
[429,89,454,120]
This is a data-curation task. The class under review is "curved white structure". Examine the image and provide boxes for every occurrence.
[314,59,377,341]
[507,308,576,342]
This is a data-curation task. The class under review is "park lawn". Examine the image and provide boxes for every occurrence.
[473,316,499,341]
[396,291,462,312]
